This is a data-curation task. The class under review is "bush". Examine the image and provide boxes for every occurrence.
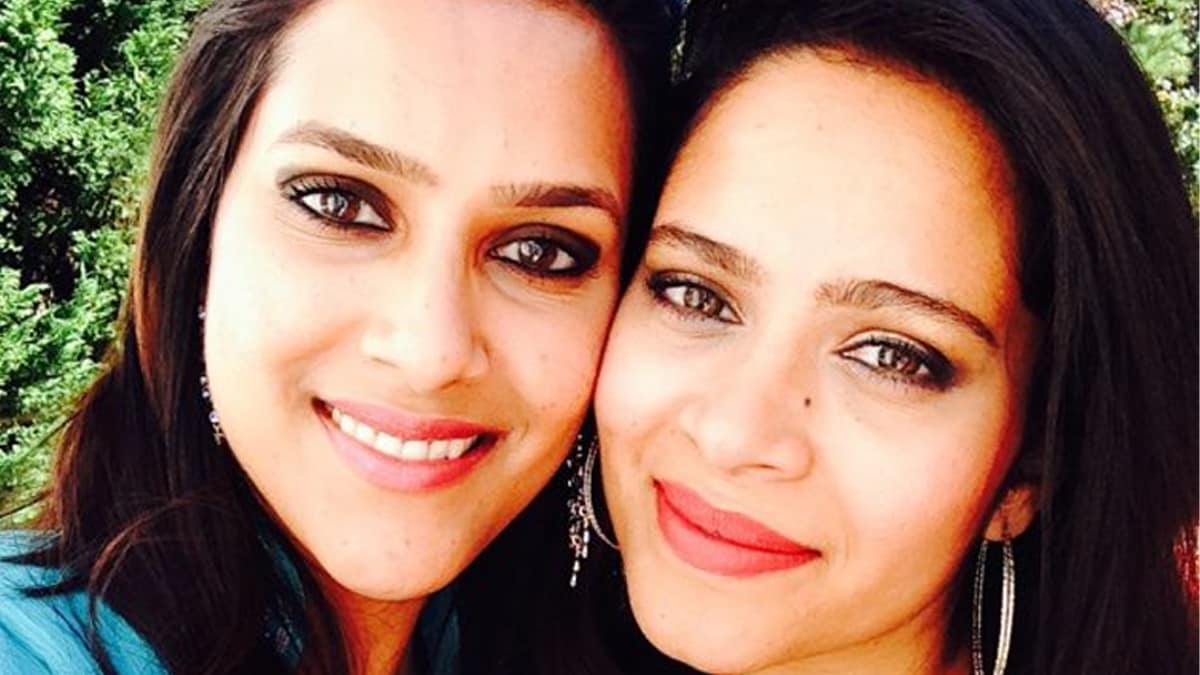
[0,0,207,516]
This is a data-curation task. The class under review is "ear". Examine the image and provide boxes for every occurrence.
[983,483,1039,541]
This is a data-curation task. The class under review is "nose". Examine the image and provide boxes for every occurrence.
[677,346,815,481]
[359,260,490,394]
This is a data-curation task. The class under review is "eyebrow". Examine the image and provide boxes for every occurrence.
[647,222,764,282]
[492,182,623,226]
[816,278,997,346]
[277,121,439,186]
[277,122,621,224]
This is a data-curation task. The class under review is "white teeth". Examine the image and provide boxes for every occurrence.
[354,424,376,445]
[447,437,473,460]
[328,406,483,461]
[374,432,401,456]
[400,440,428,460]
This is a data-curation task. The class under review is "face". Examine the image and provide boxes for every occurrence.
[203,0,632,607]
[596,51,1038,673]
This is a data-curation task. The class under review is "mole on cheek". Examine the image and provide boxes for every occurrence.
[804,397,812,408]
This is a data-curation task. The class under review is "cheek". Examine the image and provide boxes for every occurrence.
[822,403,1013,587]
[595,316,666,445]
[203,194,378,375]
[489,287,617,421]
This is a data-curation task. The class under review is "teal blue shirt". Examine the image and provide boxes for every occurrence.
[0,531,460,674]
[0,531,164,673]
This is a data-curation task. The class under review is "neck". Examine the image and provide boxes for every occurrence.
[316,572,427,675]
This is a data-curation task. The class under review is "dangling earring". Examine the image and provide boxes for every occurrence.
[565,433,618,588]
[198,305,224,446]
[971,538,1015,675]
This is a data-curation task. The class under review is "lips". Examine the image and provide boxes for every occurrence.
[655,480,819,577]
[317,399,501,491]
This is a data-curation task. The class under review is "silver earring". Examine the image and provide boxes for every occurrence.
[971,538,1015,675]
[565,433,618,588]
[198,305,224,446]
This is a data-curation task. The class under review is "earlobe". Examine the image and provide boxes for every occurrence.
[984,483,1039,541]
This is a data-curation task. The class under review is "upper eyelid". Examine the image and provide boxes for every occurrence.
[280,172,397,224]
[647,270,743,323]
[839,333,957,386]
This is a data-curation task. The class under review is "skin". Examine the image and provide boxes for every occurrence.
[201,1,632,671]
[596,50,1039,675]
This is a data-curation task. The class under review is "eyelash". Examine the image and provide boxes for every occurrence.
[837,334,955,391]
[646,268,954,389]
[282,175,390,232]
[283,176,598,280]
[646,272,741,323]
[488,228,599,279]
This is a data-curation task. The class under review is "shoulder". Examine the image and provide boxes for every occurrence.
[0,530,166,674]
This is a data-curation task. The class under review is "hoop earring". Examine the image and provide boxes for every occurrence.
[971,538,1015,675]
[198,305,224,446]
[565,433,618,588]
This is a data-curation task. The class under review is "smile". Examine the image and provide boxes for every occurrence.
[330,406,480,461]
[655,480,820,578]
[317,399,500,491]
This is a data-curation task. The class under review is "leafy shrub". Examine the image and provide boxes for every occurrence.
[0,0,206,516]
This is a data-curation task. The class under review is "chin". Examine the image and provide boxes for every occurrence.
[316,545,460,603]
[625,578,782,675]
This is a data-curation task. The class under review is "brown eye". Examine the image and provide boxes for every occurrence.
[876,343,922,376]
[838,336,955,390]
[488,224,599,279]
[282,174,390,231]
[647,273,741,324]
[309,191,356,221]
[297,190,385,229]
[492,238,577,273]
[678,285,724,317]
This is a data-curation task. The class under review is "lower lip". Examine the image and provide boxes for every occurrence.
[318,405,494,492]
[655,483,818,578]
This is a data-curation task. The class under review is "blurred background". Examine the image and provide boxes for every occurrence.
[0,0,1196,519]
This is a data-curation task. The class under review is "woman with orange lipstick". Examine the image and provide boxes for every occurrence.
[566,0,1197,674]
[0,0,671,672]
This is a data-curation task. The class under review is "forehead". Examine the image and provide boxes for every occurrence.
[249,0,632,193]
[661,49,1021,318]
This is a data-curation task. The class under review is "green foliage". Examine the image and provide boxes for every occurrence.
[1117,0,1200,207]
[0,0,206,515]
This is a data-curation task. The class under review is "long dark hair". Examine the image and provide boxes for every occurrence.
[12,0,671,673]
[571,1,1198,674]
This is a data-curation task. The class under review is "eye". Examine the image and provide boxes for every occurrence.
[491,239,578,273]
[647,272,741,323]
[488,225,599,278]
[283,175,389,230]
[838,335,954,390]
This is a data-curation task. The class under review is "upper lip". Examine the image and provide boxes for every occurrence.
[321,399,501,441]
[656,479,816,555]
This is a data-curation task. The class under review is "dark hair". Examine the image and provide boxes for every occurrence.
[13,0,671,673]
[577,0,1198,673]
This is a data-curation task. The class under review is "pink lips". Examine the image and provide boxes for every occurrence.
[318,399,499,492]
[655,480,819,577]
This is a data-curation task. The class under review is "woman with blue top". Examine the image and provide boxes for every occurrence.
[0,0,671,672]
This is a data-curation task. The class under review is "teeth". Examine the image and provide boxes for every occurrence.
[447,438,471,459]
[374,432,401,456]
[400,440,428,460]
[354,424,376,445]
[328,406,482,461]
